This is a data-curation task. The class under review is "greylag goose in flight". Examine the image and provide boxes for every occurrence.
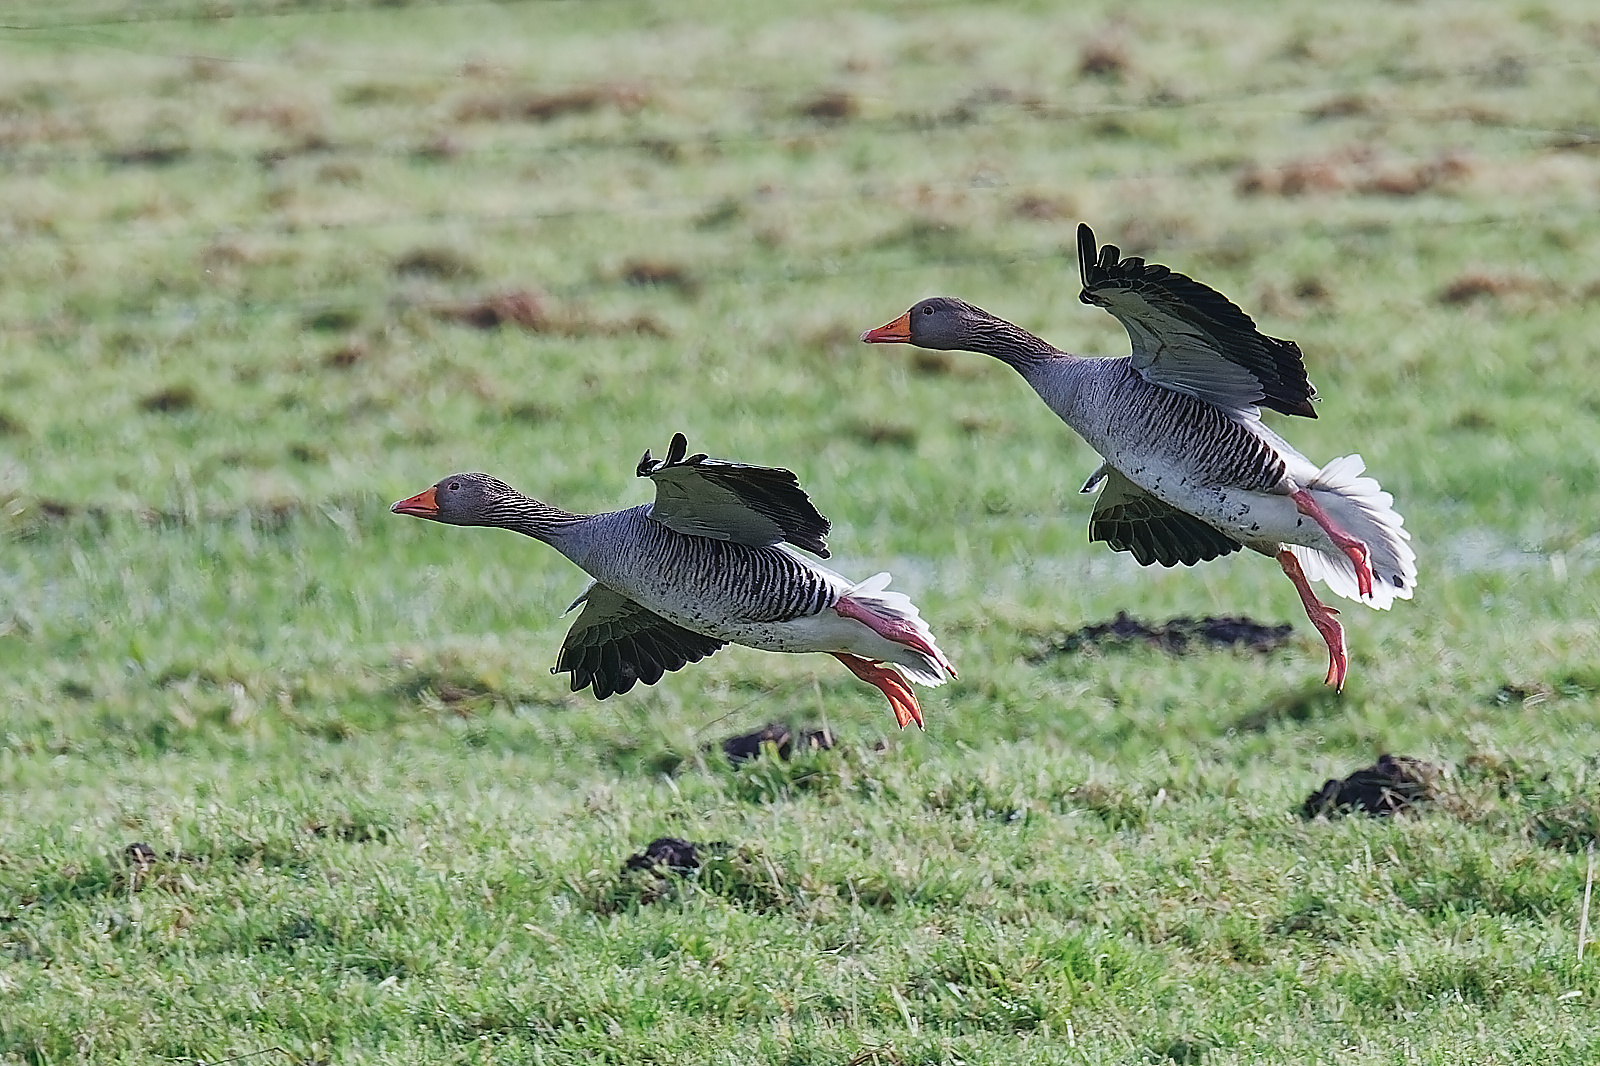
[391,434,955,727]
[862,224,1414,690]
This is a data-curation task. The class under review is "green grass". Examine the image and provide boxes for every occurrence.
[4,0,1600,1062]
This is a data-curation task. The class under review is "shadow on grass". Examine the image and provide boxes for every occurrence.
[1232,684,1342,732]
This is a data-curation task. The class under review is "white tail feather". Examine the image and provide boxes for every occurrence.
[1290,453,1417,609]
[841,572,954,686]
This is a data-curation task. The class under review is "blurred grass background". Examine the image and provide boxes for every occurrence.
[3,1,1600,1063]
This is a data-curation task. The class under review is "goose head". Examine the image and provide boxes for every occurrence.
[861,297,1002,350]
[392,472,520,526]
[862,297,1059,368]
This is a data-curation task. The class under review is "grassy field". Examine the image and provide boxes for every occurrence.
[4,0,1600,1062]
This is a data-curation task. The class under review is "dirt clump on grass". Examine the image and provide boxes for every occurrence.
[1437,271,1546,305]
[391,666,513,714]
[103,142,190,168]
[430,289,668,337]
[1301,754,1442,818]
[393,246,480,280]
[412,132,462,160]
[456,83,648,123]
[618,258,699,295]
[1235,147,1474,197]
[1307,92,1376,120]
[321,339,367,369]
[434,288,551,330]
[592,838,809,913]
[139,384,198,413]
[121,841,205,892]
[798,90,857,121]
[624,837,707,875]
[848,419,917,448]
[1032,611,1293,660]
[1011,192,1075,220]
[1079,37,1130,80]
[721,722,835,763]
[256,133,336,168]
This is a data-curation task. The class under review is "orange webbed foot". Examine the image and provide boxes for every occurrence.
[831,652,924,729]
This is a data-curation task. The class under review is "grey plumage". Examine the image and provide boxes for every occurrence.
[863,228,1415,691]
[1065,358,1290,495]
[390,438,952,716]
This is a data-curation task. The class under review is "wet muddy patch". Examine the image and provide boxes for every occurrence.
[1030,611,1292,661]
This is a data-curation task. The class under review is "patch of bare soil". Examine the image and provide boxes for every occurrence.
[623,837,709,875]
[1437,271,1547,305]
[1301,754,1441,817]
[1236,146,1474,197]
[798,90,857,121]
[456,83,648,123]
[429,289,668,337]
[1032,611,1293,660]
[721,722,834,763]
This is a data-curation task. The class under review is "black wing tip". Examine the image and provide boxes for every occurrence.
[1259,336,1319,418]
[1082,230,1323,416]
[557,659,651,701]
[641,432,709,476]
[1091,505,1244,569]
[1077,221,1132,305]
[795,536,830,558]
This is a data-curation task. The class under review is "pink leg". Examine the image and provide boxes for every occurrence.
[1278,549,1348,691]
[832,653,924,729]
[834,596,958,678]
[1290,488,1374,598]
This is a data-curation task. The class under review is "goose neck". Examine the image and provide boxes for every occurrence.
[963,317,1063,369]
[493,496,589,543]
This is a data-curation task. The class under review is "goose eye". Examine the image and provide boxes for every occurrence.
[448,481,461,491]
[921,305,935,315]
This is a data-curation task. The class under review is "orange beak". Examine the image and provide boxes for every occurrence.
[391,486,439,518]
[860,311,911,344]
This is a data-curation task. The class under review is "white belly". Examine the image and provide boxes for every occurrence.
[611,592,922,680]
[1111,461,1339,555]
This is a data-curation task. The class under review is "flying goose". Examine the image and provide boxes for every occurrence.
[861,224,1414,690]
[391,434,955,728]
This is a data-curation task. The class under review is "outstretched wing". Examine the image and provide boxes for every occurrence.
[555,583,727,700]
[1088,468,1243,567]
[1077,223,1317,419]
[638,432,832,557]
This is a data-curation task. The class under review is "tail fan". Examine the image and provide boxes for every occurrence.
[1288,454,1416,609]
[837,572,956,685]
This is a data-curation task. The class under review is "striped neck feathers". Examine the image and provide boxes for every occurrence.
[480,494,588,542]
[958,315,1062,369]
